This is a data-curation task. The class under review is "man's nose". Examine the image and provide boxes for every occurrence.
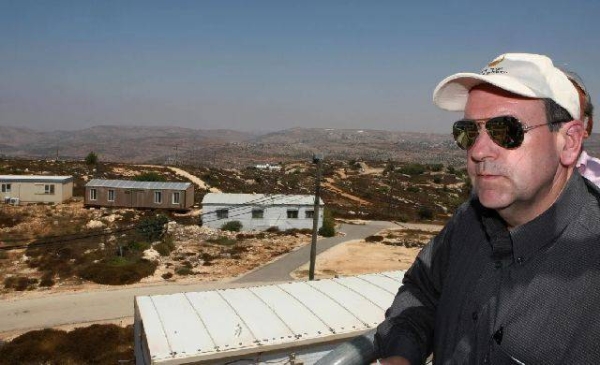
[468,126,499,161]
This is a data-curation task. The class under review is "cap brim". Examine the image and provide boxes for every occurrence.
[433,72,539,112]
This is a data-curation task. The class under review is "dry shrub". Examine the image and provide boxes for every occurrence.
[39,272,55,287]
[175,266,194,275]
[0,328,69,364]
[79,258,157,285]
[61,324,133,363]
[207,236,236,246]
[0,324,134,364]
[365,235,384,243]
[4,276,38,291]
[161,272,173,280]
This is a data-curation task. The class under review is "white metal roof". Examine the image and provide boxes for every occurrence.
[135,270,403,364]
[201,193,323,206]
[85,179,191,190]
[0,175,73,183]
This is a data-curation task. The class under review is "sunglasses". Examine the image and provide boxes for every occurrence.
[452,116,565,150]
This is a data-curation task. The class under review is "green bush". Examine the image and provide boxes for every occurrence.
[137,215,169,242]
[221,220,243,232]
[128,241,151,252]
[153,240,175,256]
[318,208,336,237]
[398,163,426,176]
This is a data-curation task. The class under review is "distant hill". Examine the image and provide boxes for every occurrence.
[2,125,600,168]
[0,125,256,163]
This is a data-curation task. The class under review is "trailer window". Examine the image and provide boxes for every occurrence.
[108,189,115,202]
[305,210,314,218]
[90,189,97,200]
[172,192,180,204]
[1,184,10,193]
[154,191,162,204]
[287,210,298,219]
[44,184,55,194]
[252,209,264,219]
[216,209,228,219]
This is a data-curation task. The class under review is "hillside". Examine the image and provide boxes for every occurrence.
[0,125,462,167]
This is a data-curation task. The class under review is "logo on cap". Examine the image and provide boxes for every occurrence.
[487,55,505,67]
[481,55,507,75]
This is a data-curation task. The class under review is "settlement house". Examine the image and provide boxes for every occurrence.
[201,193,324,231]
[0,175,73,204]
[84,179,194,210]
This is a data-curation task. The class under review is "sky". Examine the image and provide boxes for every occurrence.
[1,0,599,134]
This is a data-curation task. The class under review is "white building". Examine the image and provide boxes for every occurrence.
[134,270,404,365]
[0,175,73,204]
[201,193,324,231]
[255,163,282,171]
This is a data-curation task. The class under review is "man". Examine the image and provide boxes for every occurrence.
[374,53,600,364]
[563,70,600,187]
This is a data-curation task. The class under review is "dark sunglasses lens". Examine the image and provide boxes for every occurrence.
[453,120,479,150]
[485,116,524,149]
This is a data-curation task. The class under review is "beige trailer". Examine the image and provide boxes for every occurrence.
[0,175,73,204]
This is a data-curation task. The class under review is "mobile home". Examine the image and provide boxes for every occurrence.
[201,193,324,231]
[0,175,73,204]
[84,179,194,210]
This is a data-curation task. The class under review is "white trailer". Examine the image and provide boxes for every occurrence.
[201,193,324,231]
[134,271,404,364]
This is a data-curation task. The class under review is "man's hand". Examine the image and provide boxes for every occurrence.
[372,356,411,365]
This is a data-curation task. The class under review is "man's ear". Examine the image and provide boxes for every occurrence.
[560,121,584,166]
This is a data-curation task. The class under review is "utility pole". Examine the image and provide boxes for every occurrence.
[309,153,323,281]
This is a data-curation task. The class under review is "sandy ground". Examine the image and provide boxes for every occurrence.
[292,239,421,279]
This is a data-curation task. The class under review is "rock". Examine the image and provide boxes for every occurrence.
[143,248,160,261]
[86,220,105,229]
[104,214,120,223]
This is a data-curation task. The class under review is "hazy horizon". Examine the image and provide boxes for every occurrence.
[2,1,599,133]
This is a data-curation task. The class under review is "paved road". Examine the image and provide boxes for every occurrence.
[234,221,397,283]
[0,221,397,336]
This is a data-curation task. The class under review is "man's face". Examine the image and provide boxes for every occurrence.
[464,85,564,226]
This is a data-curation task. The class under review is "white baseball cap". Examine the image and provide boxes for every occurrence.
[433,53,580,120]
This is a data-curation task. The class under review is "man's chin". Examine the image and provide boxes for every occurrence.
[477,191,511,210]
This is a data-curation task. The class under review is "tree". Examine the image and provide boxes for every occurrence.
[137,215,169,242]
[85,151,98,166]
[318,208,336,237]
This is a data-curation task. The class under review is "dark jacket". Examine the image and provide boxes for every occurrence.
[375,173,600,364]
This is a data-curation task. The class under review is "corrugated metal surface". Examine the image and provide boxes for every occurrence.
[135,271,404,364]
[86,179,191,190]
[202,193,323,206]
[0,175,73,183]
